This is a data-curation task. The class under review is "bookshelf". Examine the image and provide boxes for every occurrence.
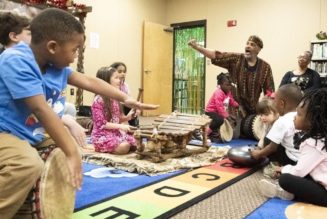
[310,39,327,77]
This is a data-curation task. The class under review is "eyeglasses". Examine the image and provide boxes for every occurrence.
[297,55,309,61]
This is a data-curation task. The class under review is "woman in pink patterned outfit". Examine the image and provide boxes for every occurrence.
[91,67,136,154]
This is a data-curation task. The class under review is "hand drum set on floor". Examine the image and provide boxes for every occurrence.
[16,140,75,219]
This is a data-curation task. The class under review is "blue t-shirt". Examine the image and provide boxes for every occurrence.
[0,42,72,145]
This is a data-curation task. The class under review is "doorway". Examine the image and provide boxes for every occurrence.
[142,21,173,116]
[171,20,206,114]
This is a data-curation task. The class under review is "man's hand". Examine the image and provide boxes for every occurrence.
[188,39,198,49]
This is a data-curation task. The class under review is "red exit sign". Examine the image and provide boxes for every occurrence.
[227,20,237,27]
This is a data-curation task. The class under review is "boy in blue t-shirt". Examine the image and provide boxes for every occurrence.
[0,12,88,148]
[0,8,157,218]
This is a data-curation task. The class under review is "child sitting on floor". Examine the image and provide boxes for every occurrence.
[110,62,140,127]
[91,67,137,154]
[205,72,239,142]
[251,84,303,167]
[0,12,31,54]
[256,96,279,148]
[259,88,327,206]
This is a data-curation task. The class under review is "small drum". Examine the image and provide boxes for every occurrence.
[16,141,75,219]
[219,119,233,142]
[252,115,266,140]
[227,145,263,166]
[241,114,265,140]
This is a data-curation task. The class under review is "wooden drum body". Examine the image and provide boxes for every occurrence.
[241,115,265,140]
[16,143,75,219]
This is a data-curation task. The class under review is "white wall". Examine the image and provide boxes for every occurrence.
[68,0,167,105]
[70,0,327,106]
[166,0,327,101]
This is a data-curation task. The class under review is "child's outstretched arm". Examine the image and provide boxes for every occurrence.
[251,141,279,160]
[24,95,82,190]
[68,72,159,110]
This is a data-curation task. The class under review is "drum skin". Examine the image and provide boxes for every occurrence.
[40,148,75,219]
[252,116,266,140]
[227,146,261,166]
[220,119,233,142]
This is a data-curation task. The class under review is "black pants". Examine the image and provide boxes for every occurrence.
[205,112,224,132]
[123,106,139,127]
[268,144,297,166]
[279,173,327,207]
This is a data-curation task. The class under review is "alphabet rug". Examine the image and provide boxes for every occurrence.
[73,158,262,219]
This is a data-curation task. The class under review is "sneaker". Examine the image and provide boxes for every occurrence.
[259,179,294,200]
[208,131,222,143]
[192,129,203,141]
[263,162,281,179]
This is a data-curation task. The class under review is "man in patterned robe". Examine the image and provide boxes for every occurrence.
[188,35,275,117]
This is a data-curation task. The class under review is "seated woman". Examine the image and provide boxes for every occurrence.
[279,51,321,93]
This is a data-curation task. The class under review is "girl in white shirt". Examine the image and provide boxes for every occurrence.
[259,88,327,206]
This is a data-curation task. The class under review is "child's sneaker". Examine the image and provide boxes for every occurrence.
[208,131,222,143]
[263,162,281,179]
[259,179,294,200]
[192,129,203,141]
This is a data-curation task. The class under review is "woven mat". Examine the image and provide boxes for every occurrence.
[171,171,267,219]
[81,145,229,176]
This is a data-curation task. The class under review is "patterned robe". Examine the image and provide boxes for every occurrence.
[212,52,275,115]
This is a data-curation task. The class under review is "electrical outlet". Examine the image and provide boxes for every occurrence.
[70,88,74,96]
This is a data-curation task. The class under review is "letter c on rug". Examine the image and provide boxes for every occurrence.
[192,173,220,181]
[154,186,190,197]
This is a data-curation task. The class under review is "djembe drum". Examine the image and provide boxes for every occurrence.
[219,119,234,142]
[15,139,75,219]
[240,114,265,140]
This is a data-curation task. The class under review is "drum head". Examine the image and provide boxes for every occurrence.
[220,119,233,142]
[40,148,75,218]
[252,116,266,140]
[227,146,260,166]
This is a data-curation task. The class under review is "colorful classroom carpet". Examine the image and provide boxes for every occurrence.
[246,198,327,219]
[75,163,184,209]
[74,158,261,219]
